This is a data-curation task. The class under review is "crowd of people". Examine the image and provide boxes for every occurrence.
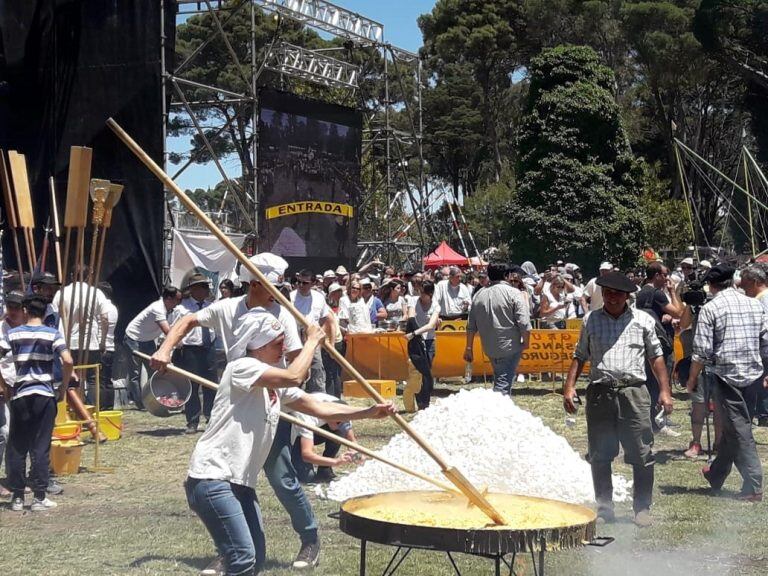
[2,250,768,573]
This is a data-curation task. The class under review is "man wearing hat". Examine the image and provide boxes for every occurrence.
[686,264,768,502]
[564,271,673,527]
[173,273,217,434]
[31,272,61,329]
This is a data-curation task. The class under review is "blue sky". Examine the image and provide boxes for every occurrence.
[170,0,435,191]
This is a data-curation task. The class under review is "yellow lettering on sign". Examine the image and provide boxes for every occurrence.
[265,201,354,219]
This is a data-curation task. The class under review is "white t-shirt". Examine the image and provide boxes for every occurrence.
[435,280,472,316]
[409,297,440,340]
[124,298,169,342]
[583,278,604,311]
[187,357,305,488]
[176,298,216,347]
[196,296,301,361]
[542,291,567,323]
[53,282,109,350]
[288,392,338,444]
[338,296,373,334]
[384,296,406,323]
[290,290,330,325]
[102,300,118,352]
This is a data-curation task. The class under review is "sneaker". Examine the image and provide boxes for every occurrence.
[199,556,224,576]
[47,479,64,495]
[633,508,653,527]
[684,442,702,459]
[657,426,681,437]
[185,424,199,435]
[292,541,320,570]
[10,497,24,511]
[30,497,57,511]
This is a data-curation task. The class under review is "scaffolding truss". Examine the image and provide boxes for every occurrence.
[163,0,434,278]
[265,42,360,89]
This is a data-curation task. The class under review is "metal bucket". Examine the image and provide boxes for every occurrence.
[141,370,192,418]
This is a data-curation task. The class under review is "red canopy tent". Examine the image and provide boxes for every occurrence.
[423,241,469,269]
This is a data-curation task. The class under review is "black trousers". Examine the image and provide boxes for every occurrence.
[84,350,114,410]
[7,394,57,499]
[178,346,216,427]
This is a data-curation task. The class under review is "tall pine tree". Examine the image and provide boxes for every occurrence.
[513,45,645,270]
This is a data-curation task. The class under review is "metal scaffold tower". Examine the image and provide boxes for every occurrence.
[162,0,435,278]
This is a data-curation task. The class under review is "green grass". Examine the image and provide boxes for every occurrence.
[2,381,768,576]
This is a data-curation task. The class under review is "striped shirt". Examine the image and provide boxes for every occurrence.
[0,324,68,400]
[574,306,662,385]
[692,288,768,388]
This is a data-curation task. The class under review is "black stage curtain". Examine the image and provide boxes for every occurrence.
[0,0,174,335]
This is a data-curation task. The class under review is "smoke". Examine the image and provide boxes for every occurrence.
[578,519,762,576]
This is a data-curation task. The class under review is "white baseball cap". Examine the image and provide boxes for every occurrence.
[327,282,343,294]
[680,257,694,266]
[239,252,288,285]
[599,262,613,271]
[323,269,336,279]
[700,260,712,269]
[335,265,349,275]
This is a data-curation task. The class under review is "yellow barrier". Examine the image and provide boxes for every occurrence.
[345,329,588,380]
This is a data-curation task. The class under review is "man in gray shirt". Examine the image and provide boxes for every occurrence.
[464,263,531,395]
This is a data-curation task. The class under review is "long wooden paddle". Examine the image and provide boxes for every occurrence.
[132,351,459,495]
[107,117,505,525]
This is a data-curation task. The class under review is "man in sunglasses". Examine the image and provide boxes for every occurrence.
[290,270,336,394]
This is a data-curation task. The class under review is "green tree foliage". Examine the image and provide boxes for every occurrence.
[513,45,645,269]
[419,0,527,183]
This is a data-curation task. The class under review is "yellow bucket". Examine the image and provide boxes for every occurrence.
[68,404,95,422]
[52,422,81,441]
[97,410,123,441]
[50,440,84,476]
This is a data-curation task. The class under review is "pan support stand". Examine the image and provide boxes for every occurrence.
[357,537,546,576]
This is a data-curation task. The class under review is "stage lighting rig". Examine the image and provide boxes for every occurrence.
[265,42,360,89]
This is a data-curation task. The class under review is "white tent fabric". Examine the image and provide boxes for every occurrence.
[169,229,246,288]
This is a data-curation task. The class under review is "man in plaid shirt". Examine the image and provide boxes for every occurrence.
[564,271,673,527]
[686,264,768,501]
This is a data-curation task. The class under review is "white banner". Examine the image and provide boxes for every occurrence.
[169,229,246,289]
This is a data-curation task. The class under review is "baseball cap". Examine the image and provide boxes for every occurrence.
[240,252,288,285]
[335,265,348,275]
[323,269,336,279]
[328,282,343,294]
[680,257,694,266]
[599,262,614,271]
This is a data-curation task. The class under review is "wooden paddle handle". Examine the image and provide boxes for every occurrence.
[131,351,458,494]
[107,118,451,472]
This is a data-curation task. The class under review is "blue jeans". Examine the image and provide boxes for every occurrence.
[123,337,156,410]
[262,420,319,544]
[185,478,265,576]
[491,353,522,395]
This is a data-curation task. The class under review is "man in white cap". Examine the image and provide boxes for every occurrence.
[581,262,613,313]
[152,253,322,569]
[321,270,336,293]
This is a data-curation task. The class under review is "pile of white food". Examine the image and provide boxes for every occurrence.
[320,388,630,504]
